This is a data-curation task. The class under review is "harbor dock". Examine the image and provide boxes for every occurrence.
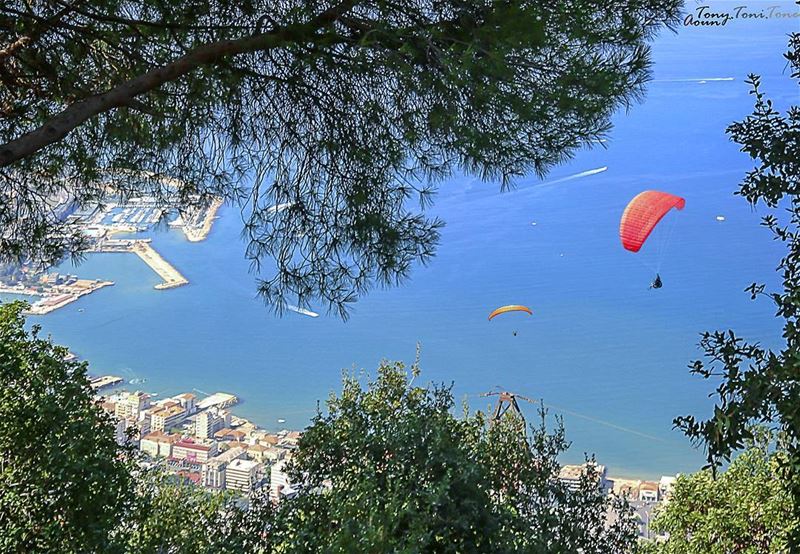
[132,241,188,290]
[96,239,188,290]
[90,375,124,391]
[197,392,239,411]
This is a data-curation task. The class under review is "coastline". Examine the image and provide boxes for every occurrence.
[0,280,116,315]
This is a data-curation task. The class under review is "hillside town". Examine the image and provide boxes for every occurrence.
[98,383,677,538]
[99,387,299,505]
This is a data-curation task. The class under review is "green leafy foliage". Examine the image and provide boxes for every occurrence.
[0,0,681,316]
[268,361,638,552]
[0,301,134,552]
[645,430,797,554]
[0,303,637,552]
[673,32,800,542]
[119,472,273,554]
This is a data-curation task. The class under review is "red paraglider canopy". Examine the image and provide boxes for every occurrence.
[620,191,685,253]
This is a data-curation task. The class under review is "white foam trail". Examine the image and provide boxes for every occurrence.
[267,202,295,213]
[287,304,319,318]
[654,77,734,83]
[539,166,608,187]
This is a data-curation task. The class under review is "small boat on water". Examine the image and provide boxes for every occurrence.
[277,418,286,424]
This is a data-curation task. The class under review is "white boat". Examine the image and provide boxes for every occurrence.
[287,304,319,318]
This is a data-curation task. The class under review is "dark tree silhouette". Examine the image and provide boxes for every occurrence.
[0,1,680,316]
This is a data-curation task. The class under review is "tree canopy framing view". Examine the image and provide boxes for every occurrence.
[0,0,680,315]
[4,1,800,553]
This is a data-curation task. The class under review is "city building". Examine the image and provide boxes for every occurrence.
[270,460,296,503]
[195,408,230,439]
[279,431,302,449]
[214,428,246,442]
[639,481,660,502]
[140,431,180,458]
[259,434,280,446]
[114,417,150,446]
[100,400,116,415]
[174,393,197,415]
[149,401,187,432]
[172,438,218,464]
[659,475,678,501]
[114,391,150,420]
[558,463,608,492]
[226,458,262,494]
[200,446,246,490]
[246,443,287,464]
[202,460,226,490]
[114,418,129,446]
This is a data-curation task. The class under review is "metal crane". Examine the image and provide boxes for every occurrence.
[481,390,537,429]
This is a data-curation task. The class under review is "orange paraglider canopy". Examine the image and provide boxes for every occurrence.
[620,191,685,253]
[488,305,533,321]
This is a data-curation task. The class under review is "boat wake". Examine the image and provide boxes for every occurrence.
[267,202,295,213]
[540,166,608,187]
[287,304,319,318]
[654,77,734,83]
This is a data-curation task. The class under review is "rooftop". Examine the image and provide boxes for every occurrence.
[142,431,180,444]
[227,458,259,472]
[559,463,606,481]
[175,439,214,452]
[152,404,186,418]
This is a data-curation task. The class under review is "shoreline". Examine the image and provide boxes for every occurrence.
[1,280,115,315]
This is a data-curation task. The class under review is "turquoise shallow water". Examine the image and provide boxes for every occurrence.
[11,6,800,479]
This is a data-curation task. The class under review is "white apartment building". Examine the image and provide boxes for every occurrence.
[172,438,218,463]
[174,393,197,415]
[149,401,187,433]
[195,409,230,439]
[226,458,261,494]
[202,461,226,490]
[200,446,246,490]
[114,416,150,446]
[270,460,296,503]
[140,431,179,458]
[558,463,608,492]
[114,391,150,420]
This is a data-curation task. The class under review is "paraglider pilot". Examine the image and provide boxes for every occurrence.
[650,274,662,289]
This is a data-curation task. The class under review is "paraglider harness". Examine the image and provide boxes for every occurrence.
[650,274,663,289]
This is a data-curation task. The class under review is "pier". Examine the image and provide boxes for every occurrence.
[90,375,124,391]
[131,241,188,290]
[197,392,239,411]
[96,239,188,290]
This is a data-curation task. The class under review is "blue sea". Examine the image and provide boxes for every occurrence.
[12,4,800,479]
